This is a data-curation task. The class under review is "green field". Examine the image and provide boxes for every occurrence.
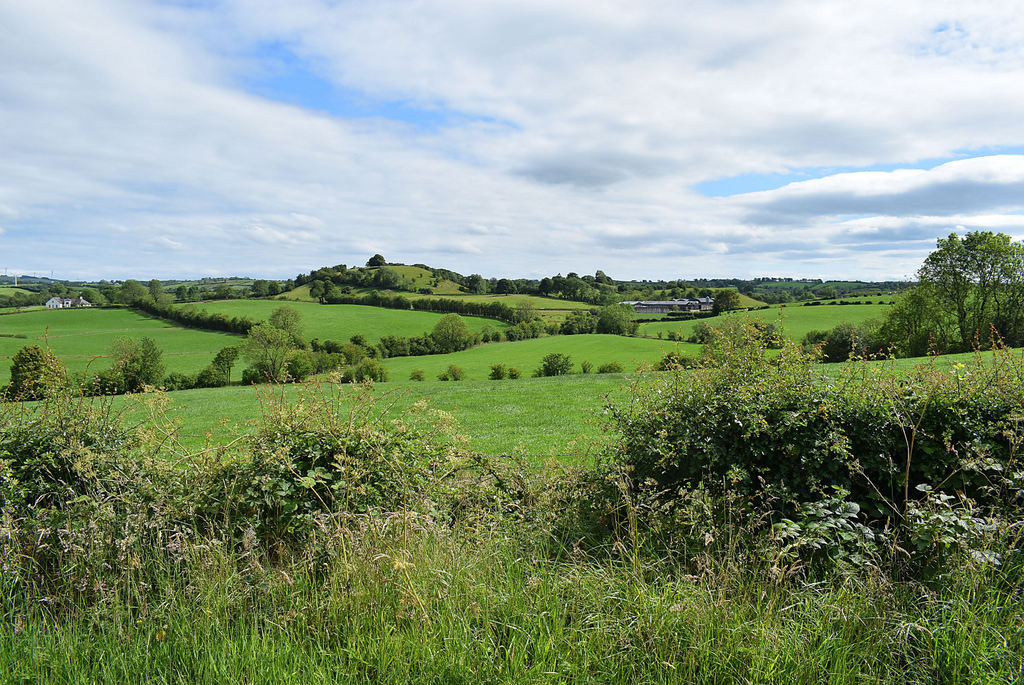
[114,345,1005,457]
[188,300,509,342]
[0,308,240,383]
[115,373,629,458]
[384,334,697,380]
[638,303,891,341]
[0,286,33,295]
[387,264,464,293]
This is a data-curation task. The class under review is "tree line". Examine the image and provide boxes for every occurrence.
[796,231,1024,360]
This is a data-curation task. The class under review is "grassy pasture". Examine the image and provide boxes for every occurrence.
[0,308,240,383]
[0,286,33,296]
[406,292,595,323]
[116,373,628,458]
[638,303,891,341]
[386,265,464,294]
[188,300,509,342]
[384,334,697,380]
[114,346,1003,457]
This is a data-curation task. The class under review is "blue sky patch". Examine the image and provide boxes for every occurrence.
[695,146,1024,197]
[241,41,501,131]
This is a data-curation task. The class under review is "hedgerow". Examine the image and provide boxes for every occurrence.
[612,319,1024,568]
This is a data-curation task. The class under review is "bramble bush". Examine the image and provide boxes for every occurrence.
[611,319,1024,567]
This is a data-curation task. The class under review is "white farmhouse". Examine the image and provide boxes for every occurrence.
[45,296,92,309]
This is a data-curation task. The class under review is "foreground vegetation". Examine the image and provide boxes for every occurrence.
[2,323,1021,682]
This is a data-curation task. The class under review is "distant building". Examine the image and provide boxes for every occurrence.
[620,297,714,314]
[45,296,92,309]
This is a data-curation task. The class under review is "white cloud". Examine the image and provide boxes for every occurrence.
[2,0,1024,280]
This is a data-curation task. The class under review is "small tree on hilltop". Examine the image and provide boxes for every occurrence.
[367,254,387,267]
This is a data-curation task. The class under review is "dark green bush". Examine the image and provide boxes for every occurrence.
[535,353,572,377]
[612,320,1024,522]
[0,393,136,508]
[489,362,507,380]
[242,385,462,537]
[164,371,198,390]
[341,358,388,383]
[438,364,466,381]
[596,361,624,374]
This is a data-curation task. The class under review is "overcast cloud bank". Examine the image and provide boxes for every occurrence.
[2,0,1024,280]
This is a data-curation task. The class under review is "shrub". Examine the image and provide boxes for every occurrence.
[285,350,316,381]
[240,383,466,538]
[580,360,593,374]
[164,371,198,390]
[437,364,466,381]
[611,319,1024,525]
[409,369,425,381]
[657,351,696,370]
[596,361,624,374]
[560,311,598,335]
[489,362,508,380]
[535,353,572,377]
[341,358,388,383]
[7,345,65,400]
[0,391,136,508]
[507,366,521,379]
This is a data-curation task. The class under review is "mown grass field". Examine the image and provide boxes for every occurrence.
[638,302,891,341]
[188,300,509,342]
[0,308,240,383]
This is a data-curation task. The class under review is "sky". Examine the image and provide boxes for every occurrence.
[3,0,1024,282]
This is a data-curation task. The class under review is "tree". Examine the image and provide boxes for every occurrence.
[243,323,294,382]
[596,304,637,335]
[119,280,149,304]
[268,305,304,346]
[174,285,189,302]
[367,254,387,267]
[148,279,163,302]
[79,288,104,306]
[7,345,65,399]
[495,278,517,294]
[431,314,473,353]
[309,280,326,303]
[211,345,241,383]
[536,352,572,376]
[250,280,270,298]
[111,337,165,392]
[915,231,1024,350]
[712,288,741,312]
